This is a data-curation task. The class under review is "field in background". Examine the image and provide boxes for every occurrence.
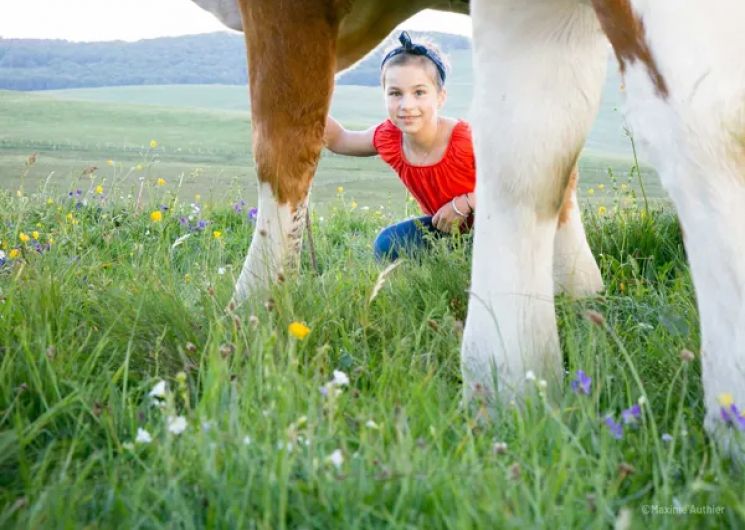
[0,55,666,213]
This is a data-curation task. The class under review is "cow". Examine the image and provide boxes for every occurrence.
[191,0,745,456]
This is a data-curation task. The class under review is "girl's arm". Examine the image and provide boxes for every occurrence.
[324,116,377,156]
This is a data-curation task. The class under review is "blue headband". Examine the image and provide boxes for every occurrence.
[380,31,446,84]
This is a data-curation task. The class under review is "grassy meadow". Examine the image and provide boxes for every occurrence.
[1,170,744,528]
[1,74,743,528]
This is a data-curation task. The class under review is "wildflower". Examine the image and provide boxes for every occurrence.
[150,139,159,149]
[149,380,168,401]
[135,428,153,444]
[492,442,508,455]
[19,233,30,243]
[95,185,104,194]
[598,206,607,215]
[135,164,144,171]
[150,211,163,222]
[46,198,54,205]
[196,220,208,231]
[679,349,695,362]
[604,415,624,439]
[598,184,605,190]
[331,370,349,386]
[194,194,201,202]
[718,393,734,407]
[570,369,592,395]
[212,230,222,239]
[107,159,114,166]
[242,435,252,445]
[217,267,226,275]
[31,231,40,241]
[620,183,629,191]
[661,433,673,442]
[350,201,358,209]
[525,370,536,382]
[233,200,246,213]
[167,416,188,435]
[288,321,311,340]
[365,420,379,430]
[621,404,641,425]
[9,249,20,259]
[336,186,344,194]
[327,449,344,469]
[248,207,258,221]
[0,250,6,267]
[538,379,547,390]
[587,188,595,195]
[719,397,745,431]
[638,396,647,406]
[156,177,166,186]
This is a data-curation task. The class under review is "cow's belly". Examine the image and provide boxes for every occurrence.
[191,0,469,71]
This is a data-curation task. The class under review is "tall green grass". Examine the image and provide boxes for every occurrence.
[0,170,743,529]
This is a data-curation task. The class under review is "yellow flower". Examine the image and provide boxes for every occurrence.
[621,183,629,191]
[719,393,734,407]
[587,188,595,196]
[149,139,159,149]
[194,194,201,201]
[184,273,191,284]
[19,233,30,243]
[66,212,74,223]
[350,201,358,210]
[619,282,626,292]
[135,164,144,171]
[48,237,54,245]
[598,184,605,190]
[107,159,114,166]
[598,206,607,215]
[156,177,166,186]
[31,231,40,240]
[95,184,104,194]
[288,321,311,340]
[46,198,54,205]
[16,190,23,198]
[150,211,163,222]
[336,186,344,194]
[9,248,20,259]
[212,230,222,239]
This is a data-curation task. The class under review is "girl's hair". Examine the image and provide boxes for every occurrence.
[380,32,450,91]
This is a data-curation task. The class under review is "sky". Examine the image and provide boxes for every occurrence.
[0,1,471,42]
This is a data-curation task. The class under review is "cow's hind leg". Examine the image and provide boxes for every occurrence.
[232,0,338,304]
[595,0,745,456]
[463,0,608,403]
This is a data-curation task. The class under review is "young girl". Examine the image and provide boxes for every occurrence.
[324,31,476,261]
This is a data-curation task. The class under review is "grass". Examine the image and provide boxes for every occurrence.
[1,165,744,529]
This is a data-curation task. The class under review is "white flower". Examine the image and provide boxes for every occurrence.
[242,435,252,446]
[277,441,294,453]
[538,379,547,390]
[201,420,214,432]
[0,250,6,260]
[328,449,344,469]
[217,267,226,275]
[167,415,188,435]
[365,420,379,430]
[122,441,135,451]
[525,370,536,381]
[135,427,152,444]
[331,370,349,386]
[149,380,167,400]
[638,396,647,406]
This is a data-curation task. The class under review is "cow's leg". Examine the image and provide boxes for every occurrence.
[554,166,604,296]
[594,0,745,455]
[463,0,608,403]
[232,0,338,304]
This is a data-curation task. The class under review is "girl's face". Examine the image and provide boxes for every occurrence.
[383,63,446,135]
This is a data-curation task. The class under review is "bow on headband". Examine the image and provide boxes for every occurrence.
[380,31,447,84]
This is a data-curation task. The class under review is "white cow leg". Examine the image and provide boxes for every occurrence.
[615,1,745,456]
[554,184,604,297]
[232,183,307,305]
[463,0,608,404]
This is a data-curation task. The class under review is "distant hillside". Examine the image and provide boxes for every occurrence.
[0,32,471,91]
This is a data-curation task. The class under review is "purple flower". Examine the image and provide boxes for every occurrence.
[621,404,642,425]
[571,370,592,395]
[233,200,246,213]
[160,204,169,212]
[721,403,745,431]
[604,415,624,440]
[179,216,189,226]
[195,220,208,231]
[661,433,673,442]
[248,207,258,222]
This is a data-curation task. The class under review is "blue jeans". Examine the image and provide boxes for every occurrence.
[373,216,445,261]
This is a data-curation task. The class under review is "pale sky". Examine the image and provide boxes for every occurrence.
[0,1,471,42]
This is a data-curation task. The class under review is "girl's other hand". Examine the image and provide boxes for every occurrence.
[432,199,467,233]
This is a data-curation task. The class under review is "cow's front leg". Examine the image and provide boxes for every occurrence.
[463,0,609,404]
[232,0,339,304]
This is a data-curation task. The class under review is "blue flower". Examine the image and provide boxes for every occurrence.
[721,403,745,431]
[604,415,624,440]
[571,370,592,395]
[248,207,258,222]
[621,404,641,425]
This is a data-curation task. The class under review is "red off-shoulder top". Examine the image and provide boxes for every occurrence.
[373,119,476,216]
